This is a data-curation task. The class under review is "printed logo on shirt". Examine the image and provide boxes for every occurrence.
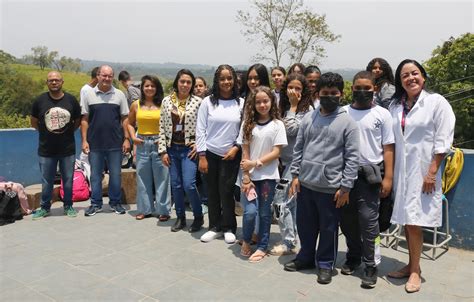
[373,119,382,130]
[44,107,71,134]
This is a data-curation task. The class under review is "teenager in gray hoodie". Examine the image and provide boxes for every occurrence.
[283,72,360,285]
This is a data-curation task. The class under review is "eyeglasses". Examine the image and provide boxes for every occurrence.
[47,79,63,83]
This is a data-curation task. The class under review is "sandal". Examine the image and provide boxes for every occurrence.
[249,250,267,263]
[240,244,252,258]
[158,215,170,222]
[405,273,422,293]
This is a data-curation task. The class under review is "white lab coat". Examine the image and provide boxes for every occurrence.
[389,90,455,227]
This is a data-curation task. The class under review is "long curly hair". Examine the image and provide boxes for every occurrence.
[366,58,395,89]
[242,86,280,143]
[209,64,240,106]
[279,73,313,115]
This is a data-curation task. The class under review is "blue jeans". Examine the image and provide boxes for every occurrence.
[38,154,75,210]
[89,149,122,207]
[241,179,276,251]
[273,166,297,249]
[168,144,202,218]
[136,136,171,216]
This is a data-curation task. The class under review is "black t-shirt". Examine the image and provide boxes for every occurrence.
[31,92,81,157]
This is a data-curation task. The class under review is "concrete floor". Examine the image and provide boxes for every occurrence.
[0,200,473,302]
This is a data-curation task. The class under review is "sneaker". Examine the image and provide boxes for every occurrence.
[110,203,126,214]
[188,216,204,233]
[284,258,316,272]
[64,206,77,218]
[200,230,223,242]
[317,268,335,284]
[361,266,378,288]
[269,243,296,256]
[84,205,102,216]
[32,208,50,220]
[224,232,236,244]
[341,259,361,275]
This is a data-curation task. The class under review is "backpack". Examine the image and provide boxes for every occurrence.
[0,190,23,226]
[60,169,90,202]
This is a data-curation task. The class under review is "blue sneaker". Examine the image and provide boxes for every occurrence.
[32,208,50,220]
[84,205,102,216]
[110,203,126,214]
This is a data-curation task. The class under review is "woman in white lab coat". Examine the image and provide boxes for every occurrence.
[387,59,455,293]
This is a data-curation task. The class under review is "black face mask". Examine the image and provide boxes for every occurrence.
[319,96,340,112]
[353,90,374,107]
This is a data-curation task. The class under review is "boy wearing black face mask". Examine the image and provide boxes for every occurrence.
[284,72,360,285]
[340,71,395,288]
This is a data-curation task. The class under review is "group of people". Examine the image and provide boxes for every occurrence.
[30,58,455,293]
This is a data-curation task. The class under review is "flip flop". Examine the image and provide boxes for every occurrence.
[248,251,267,263]
[240,246,252,258]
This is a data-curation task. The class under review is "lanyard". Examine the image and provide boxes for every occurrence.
[171,94,188,125]
[401,97,406,133]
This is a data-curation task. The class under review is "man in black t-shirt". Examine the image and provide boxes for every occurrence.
[31,71,81,220]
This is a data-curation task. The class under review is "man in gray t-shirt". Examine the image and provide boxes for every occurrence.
[118,70,141,107]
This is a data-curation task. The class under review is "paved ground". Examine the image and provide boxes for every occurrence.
[1,200,473,302]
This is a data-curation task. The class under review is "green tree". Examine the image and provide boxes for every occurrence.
[0,50,16,64]
[0,112,30,128]
[29,46,57,70]
[0,64,43,117]
[424,33,474,148]
[236,0,339,66]
[54,56,82,72]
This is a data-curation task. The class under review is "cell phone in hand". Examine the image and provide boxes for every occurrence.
[246,187,257,201]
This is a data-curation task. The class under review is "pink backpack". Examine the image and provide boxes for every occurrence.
[60,170,90,202]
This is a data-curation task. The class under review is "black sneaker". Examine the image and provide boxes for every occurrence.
[283,259,316,272]
[171,216,186,232]
[361,266,378,288]
[110,204,126,214]
[317,268,334,284]
[84,205,102,216]
[341,260,361,275]
[188,215,204,233]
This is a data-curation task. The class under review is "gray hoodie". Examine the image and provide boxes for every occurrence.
[290,106,359,194]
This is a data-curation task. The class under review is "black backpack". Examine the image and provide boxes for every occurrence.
[0,190,23,226]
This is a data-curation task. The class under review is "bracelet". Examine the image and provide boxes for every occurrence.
[198,151,206,157]
[242,180,251,185]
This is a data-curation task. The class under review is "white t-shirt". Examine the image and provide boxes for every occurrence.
[80,84,94,104]
[344,104,395,165]
[196,96,244,156]
[237,119,287,181]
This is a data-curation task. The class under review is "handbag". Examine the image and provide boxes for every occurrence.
[0,189,23,226]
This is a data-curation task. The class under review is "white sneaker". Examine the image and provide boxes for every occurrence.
[200,230,223,242]
[224,232,236,244]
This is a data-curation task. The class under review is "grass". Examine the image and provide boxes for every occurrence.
[12,64,91,100]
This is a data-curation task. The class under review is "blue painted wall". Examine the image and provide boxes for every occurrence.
[444,149,474,250]
[0,128,472,250]
[0,128,81,185]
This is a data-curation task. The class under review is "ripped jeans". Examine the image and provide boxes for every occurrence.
[272,165,298,249]
[241,179,276,251]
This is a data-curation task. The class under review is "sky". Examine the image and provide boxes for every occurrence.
[0,0,472,70]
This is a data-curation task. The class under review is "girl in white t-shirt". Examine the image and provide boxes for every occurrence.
[238,86,287,263]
